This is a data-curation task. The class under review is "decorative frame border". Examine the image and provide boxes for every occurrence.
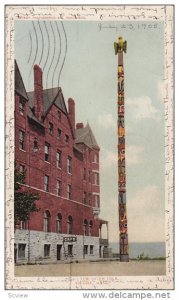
[5,5,174,290]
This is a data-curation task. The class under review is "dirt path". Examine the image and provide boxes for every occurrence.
[15,260,166,277]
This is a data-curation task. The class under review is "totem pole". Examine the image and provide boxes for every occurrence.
[114,37,129,262]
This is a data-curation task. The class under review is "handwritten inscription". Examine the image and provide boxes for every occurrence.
[7,5,167,21]
[98,22,159,32]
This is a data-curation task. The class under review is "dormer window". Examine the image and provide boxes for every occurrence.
[19,98,25,115]
[58,110,61,121]
[57,128,61,139]
[49,122,53,135]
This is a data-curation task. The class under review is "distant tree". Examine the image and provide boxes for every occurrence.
[14,163,40,227]
[137,252,150,260]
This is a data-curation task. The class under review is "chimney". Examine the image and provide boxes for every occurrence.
[76,123,84,129]
[68,98,75,137]
[34,64,43,120]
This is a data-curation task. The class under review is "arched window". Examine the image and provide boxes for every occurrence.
[83,219,88,236]
[44,210,51,232]
[67,216,73,234]
[89,221,93,236]
[56,213,62,233]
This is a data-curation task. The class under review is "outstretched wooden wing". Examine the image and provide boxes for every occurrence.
[114,42,118,55]
[123,41,127,53]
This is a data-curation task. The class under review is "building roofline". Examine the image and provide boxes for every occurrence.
[15,60,29,101]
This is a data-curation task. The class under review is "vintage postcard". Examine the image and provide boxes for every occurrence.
[5,5,174,290]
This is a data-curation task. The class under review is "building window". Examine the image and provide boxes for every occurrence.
[44,210,51,232]
[18,243,26,258]
[19,130,25,150]
[49,122,53,134]
[68,245,73,256]
[56,151,62,168]
[67,156,72,174]
[57,128,61,139]
[65,134,69,144]
[44,143,50,162]
[93,172,99,185]
[83,168,86,180]
[44,244,50,257]
[88,170,91,183]
[33,138,39,152]
[56,213,62,233]
[57,180,61,196]
[19,164,25,175]
[67,184,72,200]
[44,175,49,192]
[83,219,88,236]
[95,195,99,208]
[88,193,92,206]
[83,192,87,205]
[84,245,88,255]
[90,245,94,255]
[58,110,61,121]
[67,216,73,234]
[19,98,25,115]
[20,221,27,230]
[93,153,98,163]
[89,221,93,236]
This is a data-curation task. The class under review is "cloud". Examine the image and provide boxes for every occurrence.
[100,149,117,170]
[100,144,144,170]
[127,185,165,243]
[99,185,165,244]
[126,145,144,166]
[97,113,116,128]
[126,96,161,122]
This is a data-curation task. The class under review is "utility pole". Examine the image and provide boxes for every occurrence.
[114,37,129,262]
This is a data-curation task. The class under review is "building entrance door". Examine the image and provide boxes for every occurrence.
[14,243,17,263]
[57,245,62,260]
[99,246,102,258]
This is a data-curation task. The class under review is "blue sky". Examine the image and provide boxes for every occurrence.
[15,20,165,243]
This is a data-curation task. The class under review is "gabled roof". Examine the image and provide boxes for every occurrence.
[27,87,67,116]
[28,108,45,128]
[15,60,28,100]
[27,87,75,138]
[76,123,100,150]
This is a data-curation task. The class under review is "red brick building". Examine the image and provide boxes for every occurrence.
[14,61,108,263]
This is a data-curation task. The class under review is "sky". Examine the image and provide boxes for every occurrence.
[15,20,165,245]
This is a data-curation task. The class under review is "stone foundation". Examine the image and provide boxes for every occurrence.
[15,230,100,264]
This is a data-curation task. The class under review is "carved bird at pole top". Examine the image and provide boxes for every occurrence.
[114,37,127,54]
